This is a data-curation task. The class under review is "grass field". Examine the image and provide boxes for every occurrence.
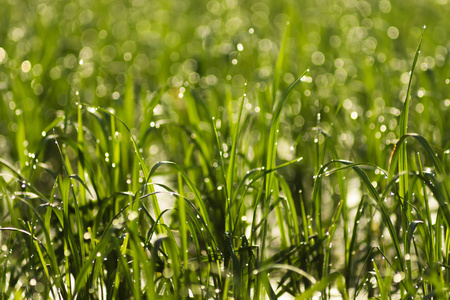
[1,0,450,299]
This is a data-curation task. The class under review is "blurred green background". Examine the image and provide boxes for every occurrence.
[1,0,449,167]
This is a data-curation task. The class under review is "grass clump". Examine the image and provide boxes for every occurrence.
[1,0,450,299]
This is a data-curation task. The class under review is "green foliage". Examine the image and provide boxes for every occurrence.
[1,0,450,299]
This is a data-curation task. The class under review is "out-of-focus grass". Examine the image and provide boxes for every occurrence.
[1,0,450,299]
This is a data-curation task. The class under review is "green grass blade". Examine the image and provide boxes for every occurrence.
[147,160,213,235]
[272,21,290,107]
[295,272,340,300]
[389,133,450,226]
[226,85,247,233]
[262,69,308,261]
[398,27,424,224]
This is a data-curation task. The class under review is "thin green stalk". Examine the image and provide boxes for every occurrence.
[226,85,247,233]
[177,173,188,281]
[397,29,424,286]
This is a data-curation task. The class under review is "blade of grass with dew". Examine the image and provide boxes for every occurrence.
[0,168,20,231]
[398,27,424,225]
[254,267,277,300]
[312,164,324,245]
[8,196,67,298]
[299,189,311,242]
[226,84,247,233]
[311,132,348,289]
[96,107,166,233]
[130,207,173,298]
[121,76,135,176]
[389,133,450,226]
[96,107,149,179]
[182,89,214,178]
[434,211,444,276]
[372,259,390,300]
[325,136,349,277]
[0,227,56,298]
[316,160,405,273]
[244,157,304,240]
[13,102,27,170]
[212,116,231,231]
[322,200,343,298]
[265,69,309,188]
[259,19,297,270]
[147,161,213,236]
[346,195,368,292]
[69,174,88,264]
[260,263,317,286]
[295,272,340,300]
[112,234,137,299]
[395,29,424,293]
[143,188,222,293]
[76,103,87,209]
[239,235,254,300]
[110,112,121,202]
[177,173,188,282]
[112,230,130,299]
[55,134,88,284]
[127,200,144,300]
[406,220,424,265]
[223,231,241,298]
[82,109,111,202]
[58,175,75,299]
[417,154,435,265]
[276,173,300,245]
[138,87,167,144]
[273,182,288,250]
[262,69,308,261]
[73,226,116,293]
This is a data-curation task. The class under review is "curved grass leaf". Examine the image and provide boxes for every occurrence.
[295,272,340,300]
